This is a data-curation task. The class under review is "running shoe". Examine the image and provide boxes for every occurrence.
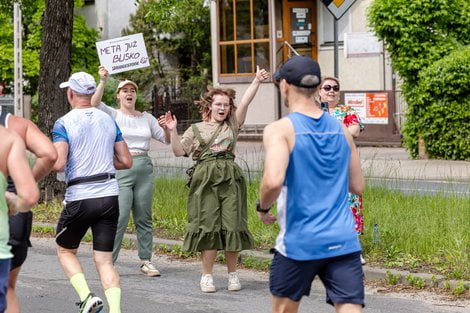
[140,260,161,277]
[76,293,103,313]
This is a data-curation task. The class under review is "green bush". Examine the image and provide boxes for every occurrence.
[368,0,470,159]
[406,47,470,160]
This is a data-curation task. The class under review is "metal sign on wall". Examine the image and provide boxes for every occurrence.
[321,0,357,20]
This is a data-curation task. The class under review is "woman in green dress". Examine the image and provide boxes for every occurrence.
[165,67,269,293]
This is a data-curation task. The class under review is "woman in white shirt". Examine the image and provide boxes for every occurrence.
[92,66,170,276]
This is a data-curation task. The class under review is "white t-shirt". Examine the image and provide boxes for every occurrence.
[98,103,167,153]
[52,107,123,201]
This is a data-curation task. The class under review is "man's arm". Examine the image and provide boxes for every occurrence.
[53,142,69,172]
[342,124,364,195]
[6,132,39,213]
[114,141,132,170]
[258,119,292,224]
[9,116,57,181]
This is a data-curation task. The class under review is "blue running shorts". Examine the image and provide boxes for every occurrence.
[269,250,364,306]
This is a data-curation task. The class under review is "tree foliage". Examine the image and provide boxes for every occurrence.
[368,0,470,159]
[0,0,99,95]
[116,0,211,113]
[407,47,470,160]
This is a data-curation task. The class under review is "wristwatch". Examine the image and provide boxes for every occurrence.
[256,199,271,213]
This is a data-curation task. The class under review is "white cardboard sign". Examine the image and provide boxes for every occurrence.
[96,33,150,74]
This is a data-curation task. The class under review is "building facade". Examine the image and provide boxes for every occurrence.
[209,0,402,144]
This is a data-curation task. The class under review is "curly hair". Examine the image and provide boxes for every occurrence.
[195,87,237,122]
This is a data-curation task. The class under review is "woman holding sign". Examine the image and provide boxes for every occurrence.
[319,76,366,265]
[91,66,170,277]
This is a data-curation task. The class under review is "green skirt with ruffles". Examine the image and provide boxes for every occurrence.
[183,152,255,252]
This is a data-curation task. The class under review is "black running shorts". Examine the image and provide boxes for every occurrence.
[9,212,33,270]
[55,196,119,252]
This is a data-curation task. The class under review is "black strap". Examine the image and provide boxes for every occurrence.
[0,111,9,127]
[67,173,115,188]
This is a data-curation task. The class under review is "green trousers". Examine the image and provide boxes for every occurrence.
[113,155,154,263]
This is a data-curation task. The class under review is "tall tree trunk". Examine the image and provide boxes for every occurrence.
[37,0,74,202]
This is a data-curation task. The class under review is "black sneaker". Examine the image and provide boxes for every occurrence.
[76,293,103,313]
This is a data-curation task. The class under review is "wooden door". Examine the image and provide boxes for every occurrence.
[281,0,318,61]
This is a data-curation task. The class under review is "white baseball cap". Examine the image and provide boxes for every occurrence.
[116,80,138,92]
[59,72,96,95]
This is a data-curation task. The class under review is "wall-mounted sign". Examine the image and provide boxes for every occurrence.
[96,33,150,75]
[344,32,382,58]
[344,92,388,124]
[321,0,357,20]
[290,8,311,44]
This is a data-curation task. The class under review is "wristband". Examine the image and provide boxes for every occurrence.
[256,199,271,213]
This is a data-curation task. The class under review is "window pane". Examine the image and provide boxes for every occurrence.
[254,42,270,70]
[236,0,251,40]
[219,0,234,41]
[220,45,235,73]
[237,44,252,73]
[253,0,269,39]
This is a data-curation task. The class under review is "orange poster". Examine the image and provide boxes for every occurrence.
[366,93,388,123]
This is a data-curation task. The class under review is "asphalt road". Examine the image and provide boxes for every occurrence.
[15,238,469,313]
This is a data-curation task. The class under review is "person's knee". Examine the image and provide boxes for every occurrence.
[335,303,363,313]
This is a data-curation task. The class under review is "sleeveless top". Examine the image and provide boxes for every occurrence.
[274,112,361,260]
[0,173,12,259]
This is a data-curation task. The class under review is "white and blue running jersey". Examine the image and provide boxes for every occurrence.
[275,112,361,261]
[52,107,124,202]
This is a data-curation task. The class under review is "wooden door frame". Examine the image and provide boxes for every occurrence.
[281,0,318,61]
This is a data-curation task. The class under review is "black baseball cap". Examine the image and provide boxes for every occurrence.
[273,56,321,88]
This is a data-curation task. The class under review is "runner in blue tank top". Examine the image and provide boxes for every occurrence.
[258,56,365,313]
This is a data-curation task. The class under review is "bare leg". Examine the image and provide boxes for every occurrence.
[93,251,120,290]
[201,250,217,275]
[57,246,83,278]
[335,303,363,313]
[225,251,238,273]
[5,267,21,313]
[272,296,300,313]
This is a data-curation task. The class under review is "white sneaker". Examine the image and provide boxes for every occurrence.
[200,274,216,293]
[140,260,161,277]
[228,272,241,291]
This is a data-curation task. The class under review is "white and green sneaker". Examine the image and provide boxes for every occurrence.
[76,293,103,313]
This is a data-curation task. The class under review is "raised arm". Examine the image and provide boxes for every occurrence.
[158,113,171,144]
[91,65,109,107]
[235,66,270,128]
[164,112,186,156]
[6,132,39,213]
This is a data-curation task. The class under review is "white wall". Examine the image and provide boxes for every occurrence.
[317,0,393,91]
[79,0,137,40]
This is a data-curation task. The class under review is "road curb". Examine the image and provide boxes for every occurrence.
[32,223,469,290]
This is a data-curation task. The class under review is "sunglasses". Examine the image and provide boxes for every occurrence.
[322,85,340,92]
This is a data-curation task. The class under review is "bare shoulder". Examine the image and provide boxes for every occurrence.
[264,117,292,138]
